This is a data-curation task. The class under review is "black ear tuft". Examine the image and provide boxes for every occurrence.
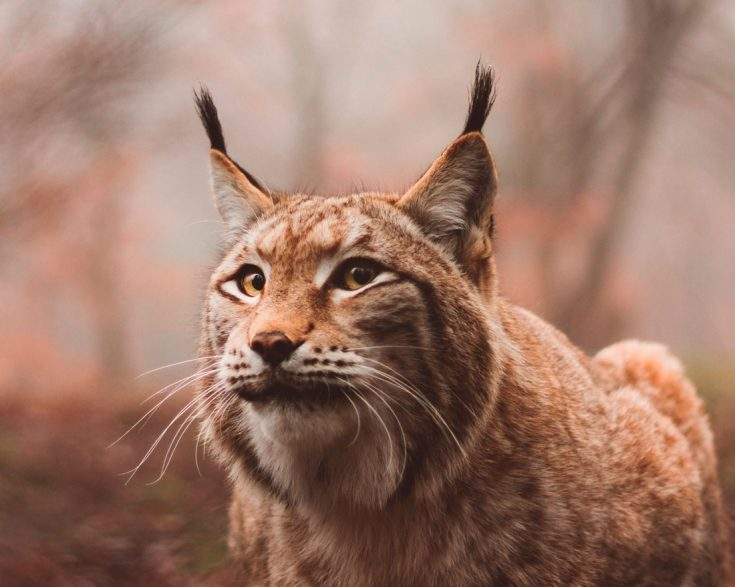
[194,85,268,194]
[194,86,227,153]
[462,62,496,135]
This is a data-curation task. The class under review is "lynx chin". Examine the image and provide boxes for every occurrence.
[193,65,727,585]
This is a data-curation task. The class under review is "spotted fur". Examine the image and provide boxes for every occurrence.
[195,65,727,585]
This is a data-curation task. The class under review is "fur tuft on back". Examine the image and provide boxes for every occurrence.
[462,62,496,135]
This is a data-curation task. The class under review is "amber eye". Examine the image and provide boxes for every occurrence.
[340,261,378,291]
[237,267,266,297]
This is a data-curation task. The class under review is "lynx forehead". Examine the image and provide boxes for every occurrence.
[193,65,727,585]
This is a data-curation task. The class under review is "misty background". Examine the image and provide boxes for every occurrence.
[1,0,734,583]
[2,0,734,389]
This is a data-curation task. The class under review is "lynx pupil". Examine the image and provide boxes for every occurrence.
[251,273,265,290]
[238,268,266,297]
[342,264,376,290]
[351,266,373,286]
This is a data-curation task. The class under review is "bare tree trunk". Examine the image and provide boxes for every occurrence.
[554,0,708,349]
[84,166,131,388]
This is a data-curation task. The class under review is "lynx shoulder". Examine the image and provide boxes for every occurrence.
[193,65,728,585]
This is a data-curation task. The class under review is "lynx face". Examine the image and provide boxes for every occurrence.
[197,70,500,508]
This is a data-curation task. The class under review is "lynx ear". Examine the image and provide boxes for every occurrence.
[398,133,497,257]
[194,87,273,242]
[209,150,273,240]
[397,64,498,263]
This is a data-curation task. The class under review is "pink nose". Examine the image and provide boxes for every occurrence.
[250,331,298,366]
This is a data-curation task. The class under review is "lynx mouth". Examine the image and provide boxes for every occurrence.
[235,381,349,406]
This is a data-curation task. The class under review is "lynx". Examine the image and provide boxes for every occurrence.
[194,65,727,585]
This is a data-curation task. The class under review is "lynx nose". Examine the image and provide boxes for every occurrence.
[250,331,298,366]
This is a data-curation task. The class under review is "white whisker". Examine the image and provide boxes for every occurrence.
[361,354,474,416]
[136,355,223,379]
[124,381,224,484]
[152,384,225,484]
[107,366,218,450]
[340,378,394,473]
[194,424,204,477]
[195,391,237,473]
[142,365,220,405]
[357,361,468,460]
[341,390,362,447]
[345,345,432,352]
[359,379,407,479]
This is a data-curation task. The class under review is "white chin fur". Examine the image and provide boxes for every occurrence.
[245,400,354,449]
[241,400,403,509]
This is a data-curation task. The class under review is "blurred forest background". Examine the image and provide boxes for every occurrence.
[1,0,734,584]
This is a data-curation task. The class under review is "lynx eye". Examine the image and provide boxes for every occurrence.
[339,260,379,291]
[237,266,266,297]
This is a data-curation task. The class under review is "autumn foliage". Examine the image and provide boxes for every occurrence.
[0,385,238,585]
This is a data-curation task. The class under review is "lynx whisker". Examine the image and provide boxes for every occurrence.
[345,345,433,352]
[124,394,201,482]
[108,366,218,450]
[136,355,224,378]
[124,381,224,484]
[161,389,222,474]
[359,379,408,479]
[358,354,476,418]
[196,391,238,474]
[155,407,202,483]
[213,390,240,438]
[194,425,204,477]
[358,362,468,460]
[341,389,362,447]
[142,364,220,405]
[340,378,394,474]
[202,387,241,459]
[154,385,226,484]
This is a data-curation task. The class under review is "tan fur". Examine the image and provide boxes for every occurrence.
[195,84,727,585]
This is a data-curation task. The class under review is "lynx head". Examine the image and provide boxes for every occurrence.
[197,65,502,510]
